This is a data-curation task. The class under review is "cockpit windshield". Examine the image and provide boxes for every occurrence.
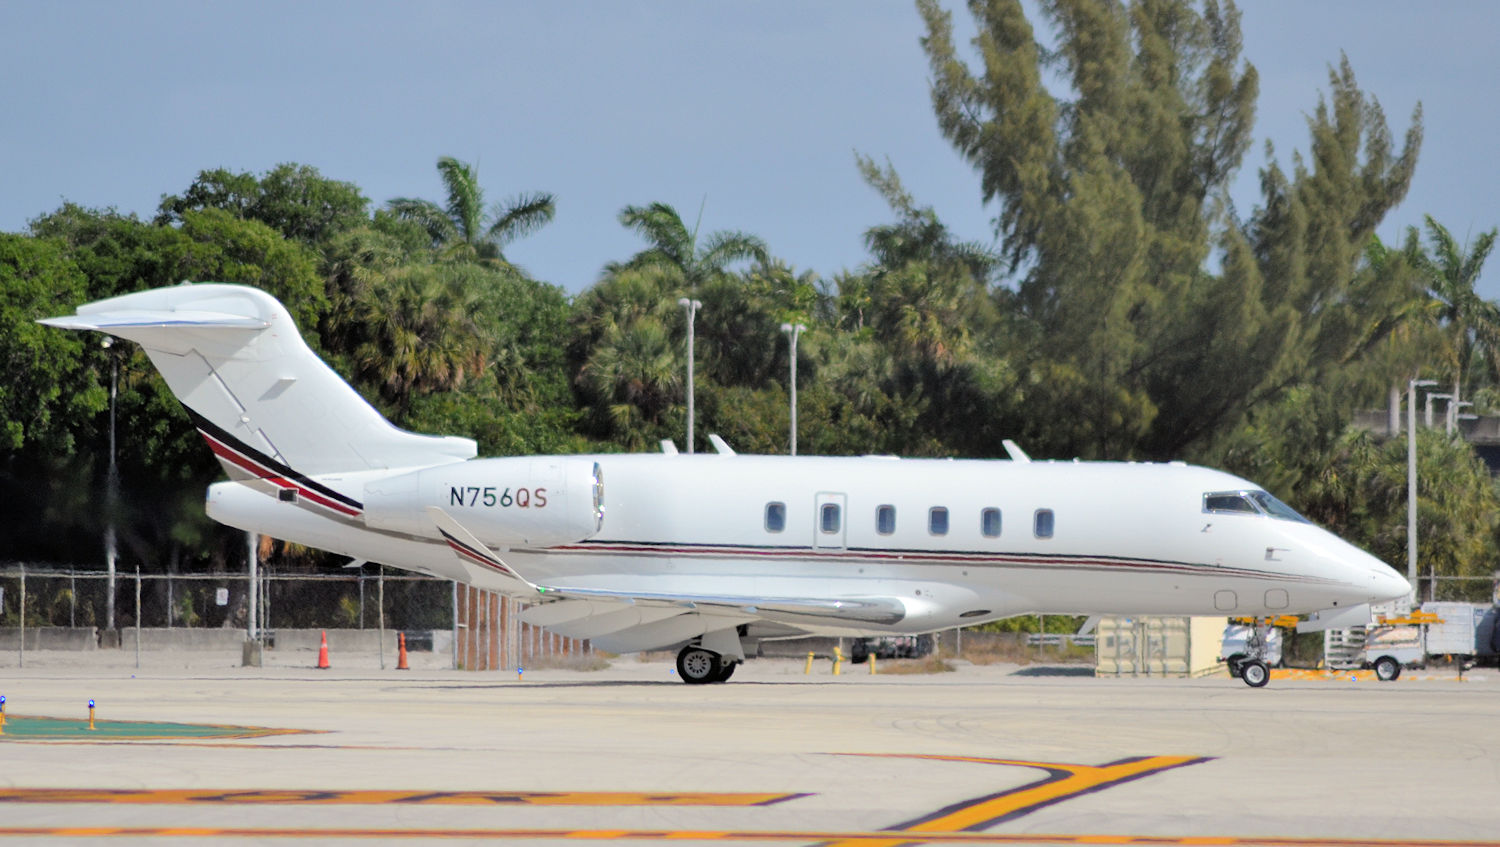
[1203,490,1310,523]
[1247,490,1309,522]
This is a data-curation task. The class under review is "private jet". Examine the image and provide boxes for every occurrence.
[43,283,1411,687]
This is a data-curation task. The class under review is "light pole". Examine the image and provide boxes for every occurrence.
[1407,377,1437,607]
[102,337,120,634]
[779,323,805,456]
[1424,393,1451,429]
[677,298,701,454]
[1449,400,1474,436]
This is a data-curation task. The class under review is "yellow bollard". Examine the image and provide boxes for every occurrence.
[87,699,96,731]
[804,652,815,675]
[833,646,843,676]
[869,654,877,675]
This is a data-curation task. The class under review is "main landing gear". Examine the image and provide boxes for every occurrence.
[676,645,739,684]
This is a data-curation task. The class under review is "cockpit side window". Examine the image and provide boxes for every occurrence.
[1203,489,1311,523]
[1248,490,1310,523]
[1203,491,1258,515]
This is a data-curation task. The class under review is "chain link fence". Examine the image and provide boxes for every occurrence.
[0,565,452,632]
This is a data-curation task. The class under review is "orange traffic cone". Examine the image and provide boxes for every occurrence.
[316,630,331,669]
[396,632,409,670]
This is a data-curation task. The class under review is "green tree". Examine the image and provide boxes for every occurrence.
[919,0,1421,461]
[1402,214,1500,405]
[615,201,768,292]
[0,235,98,454]
[386,156,555,265]
[157,163,371,247]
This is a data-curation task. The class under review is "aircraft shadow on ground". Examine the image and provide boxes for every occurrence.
[1009,665,1097,677]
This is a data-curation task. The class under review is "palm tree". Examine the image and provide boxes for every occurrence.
[387,156,554,264]
[353,264,491,412]
[1405,215,1500,404]
[615,201,768,291]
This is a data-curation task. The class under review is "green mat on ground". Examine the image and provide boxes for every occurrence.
[0,715,299,740]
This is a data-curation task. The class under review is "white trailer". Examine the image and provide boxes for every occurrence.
[1421,602,1500,663]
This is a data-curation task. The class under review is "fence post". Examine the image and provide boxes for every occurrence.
[18,564,25,668]
[451,581,459,670]
[134,566,141,670]
[246,532,258,641]
[377,565,385,670]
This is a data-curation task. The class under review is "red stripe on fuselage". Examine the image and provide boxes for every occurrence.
[200,432,361,518]
[545,543,1330,584]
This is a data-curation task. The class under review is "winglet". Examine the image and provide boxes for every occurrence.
[425,507,545,595]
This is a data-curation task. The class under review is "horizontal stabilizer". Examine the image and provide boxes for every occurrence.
[42,283,477,475]
[38,310,268,331]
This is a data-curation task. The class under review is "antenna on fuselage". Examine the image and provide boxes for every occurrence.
[1002,440,1031,463]
[660,440,679,455]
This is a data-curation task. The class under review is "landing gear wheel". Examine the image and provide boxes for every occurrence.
[676,646,723,685]
[1374,656,1402,681]
[1240,659,1270,688]
[714,662,737,683]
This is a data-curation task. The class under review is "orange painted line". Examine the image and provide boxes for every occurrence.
[821,754,1209,847]
[0,788,804,807]
[0,827,1496,844]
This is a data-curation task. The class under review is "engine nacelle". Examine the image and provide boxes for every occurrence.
[363,458,603,548]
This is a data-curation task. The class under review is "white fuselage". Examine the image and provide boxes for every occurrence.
[208,452,1405,639]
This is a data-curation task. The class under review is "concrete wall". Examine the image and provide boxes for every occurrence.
[117,628,248,652]
[0,627,443,653]
[0,627,99,650]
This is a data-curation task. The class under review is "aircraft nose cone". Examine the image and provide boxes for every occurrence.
[1371,566,1412,603]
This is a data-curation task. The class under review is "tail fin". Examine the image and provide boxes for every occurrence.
[41,282,476,476]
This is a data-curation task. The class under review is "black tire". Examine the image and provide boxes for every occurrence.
[714,662,737,683]
[1374,655,1402,681]
[1240,659,1270,688]
[849,642,870,664]
[676,646,722,685]
[1226,653,1247,679]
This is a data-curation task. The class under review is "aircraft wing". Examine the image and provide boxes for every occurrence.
[426,507,907,635]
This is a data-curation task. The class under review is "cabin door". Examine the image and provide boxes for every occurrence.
[813,492,848,550]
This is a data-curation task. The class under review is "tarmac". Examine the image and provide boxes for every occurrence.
[0,649,1497,846]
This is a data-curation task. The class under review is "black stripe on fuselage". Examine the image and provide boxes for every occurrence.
[182,406,364,512]
[545,539,1334,584]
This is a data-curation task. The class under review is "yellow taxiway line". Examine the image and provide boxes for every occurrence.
[0,826,1495,845]
[0,788,806,807]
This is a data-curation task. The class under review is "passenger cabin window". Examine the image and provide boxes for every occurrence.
[876,505,896,535]
[980,508,1001,538]
[1033,508,1054,539]
[929,507,949,536]
[765,502,786,533]
[820,503,842,534]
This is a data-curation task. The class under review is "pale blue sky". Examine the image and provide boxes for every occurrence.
[2,2,1495,296]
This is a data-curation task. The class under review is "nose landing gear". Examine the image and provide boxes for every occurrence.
[1227,621,1273,688]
